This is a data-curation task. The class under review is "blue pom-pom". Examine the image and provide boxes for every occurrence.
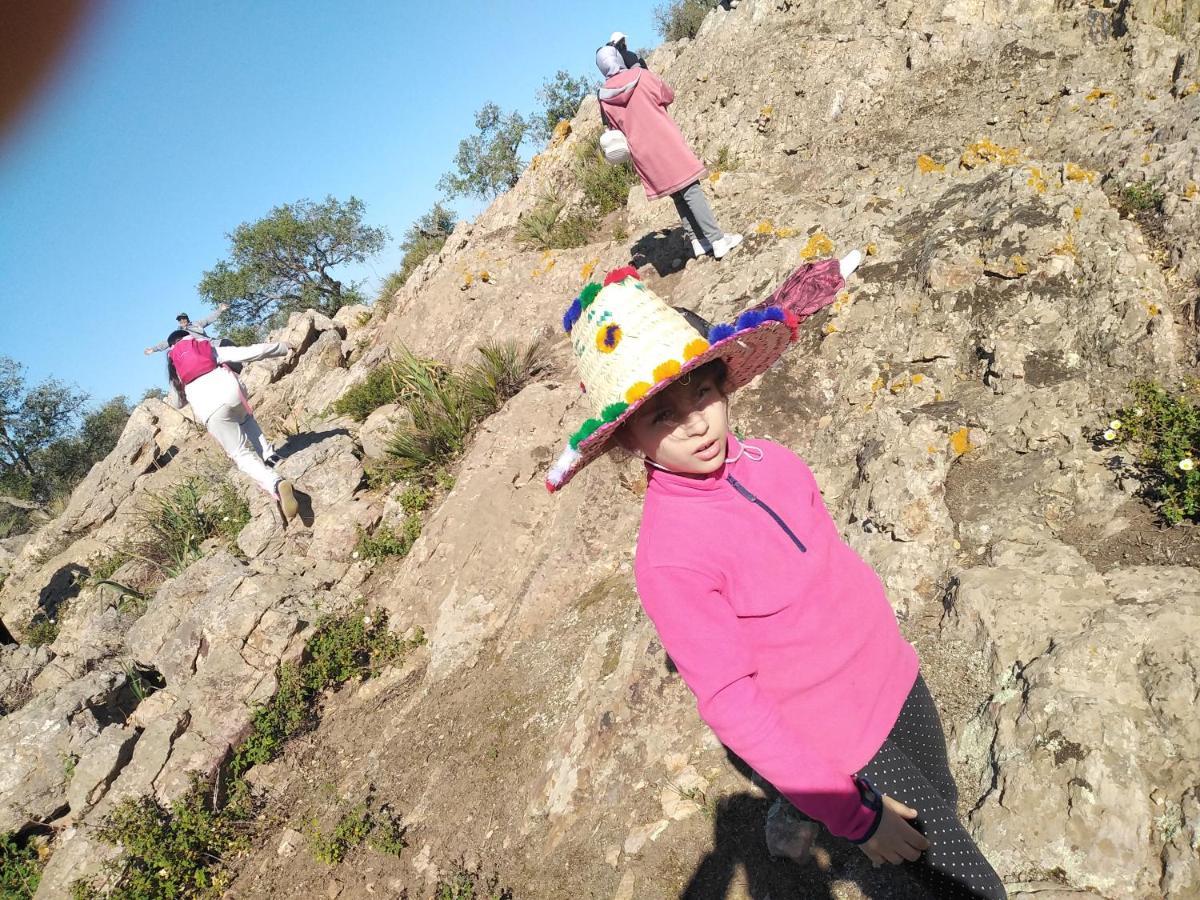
[562,298,582,333]
[707,322,736,343]
[761,306,785,323]
[735,309,766,331]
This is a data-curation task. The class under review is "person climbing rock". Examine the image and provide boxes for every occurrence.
[594,45,741,261]
[545,266,1006,898]
[606,31,648,71]
[164,330,298,520]
[144,304,228,354]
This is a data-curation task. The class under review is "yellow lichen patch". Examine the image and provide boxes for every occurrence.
[774,226,797,239]
[800,231,835,260]
[1147,303,1161,316]
[917,154,946,174]
[949,428,974,456]
[479,270,491,283]
[1185,182,1198,201]
[1053,231,1077,258]
[870,376,886,393]
[822,322,839,335]
[1026,167,1048,193]
[934,390,944,402]
[865,242,878,256]
[461,272,474,288]
[960,139,1021,169]
[709,171,722,183]
[755,220,775,235]
[911,373,925,385]
[1181,83,1199,98]
[550,119,572,147]
[927,445,938,454]
[580,258,598,281]
[1109,96,1118,110]
[889,379,907,394]
[1011,255,1029,275]
[1065,162,1097,184]
[1073,205,1083,221]
[1141,150,1152,165]
[531,251,557,278]
[831,290,852,312]
[759,105,774,118]
[1085,88,1109,103]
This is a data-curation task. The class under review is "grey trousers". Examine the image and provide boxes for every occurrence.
[671,181,723,246]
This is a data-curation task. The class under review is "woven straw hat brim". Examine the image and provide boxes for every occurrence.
[551,318,793,490]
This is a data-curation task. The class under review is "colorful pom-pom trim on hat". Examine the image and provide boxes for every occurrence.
[601,401,628,422]
[569,416,604,450]
[625,381,651,403]
[707,322,736,343]
[596,323,623,352]
[603,265,641,286]
[578,282,602,312]
[546,444,582,492]
[683,338,709,361]
[562,297,583,333]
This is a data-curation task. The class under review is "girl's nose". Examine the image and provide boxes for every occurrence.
[680,408,707,436]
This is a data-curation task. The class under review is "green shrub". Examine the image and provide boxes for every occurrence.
[1120,181,1165,213]
[86,781,246,900]
[1,832,44,898]
[306,804,372,866]
[434,864,514,900]
[386,340,548,480]
[330,351,449,422]
[653,0,719,41]
[134,478,249,576]
[575,138,638,215]
[516,195,591,250]
[25,616,60,648]
[218,324,262,347]
[354,516,421,561]
[1104,381,1200,524]
[714,145,739,172]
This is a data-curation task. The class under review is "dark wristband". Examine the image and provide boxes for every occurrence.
[847,776,884,845]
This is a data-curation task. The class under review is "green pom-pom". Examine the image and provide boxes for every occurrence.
[578,282,602,310]
[569,417,604,449]
[601,401,629,423]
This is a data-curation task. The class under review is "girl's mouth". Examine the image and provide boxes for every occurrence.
[695,438,721,461]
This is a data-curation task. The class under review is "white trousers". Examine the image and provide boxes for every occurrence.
[184,341,290,497]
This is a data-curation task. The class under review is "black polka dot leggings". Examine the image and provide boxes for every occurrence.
[856,674,1006,899]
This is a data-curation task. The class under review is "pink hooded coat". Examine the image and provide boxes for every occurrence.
[599,68,707,201]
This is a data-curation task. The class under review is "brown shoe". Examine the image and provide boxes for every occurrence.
[277,479,299,521]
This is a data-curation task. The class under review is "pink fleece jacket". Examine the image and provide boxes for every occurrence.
[634,437,919,840]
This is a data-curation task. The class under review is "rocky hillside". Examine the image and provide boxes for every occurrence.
[2,0,1199,897]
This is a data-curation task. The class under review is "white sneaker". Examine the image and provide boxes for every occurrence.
[276,479,299,521]
[712,233,743,260]
[691,238,713,258]
[839,249,863,279]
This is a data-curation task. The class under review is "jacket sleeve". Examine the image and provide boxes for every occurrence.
[214,342,290,365]
[192,310,222,329]
[637,563,880,840]
[147,340,168,353]
[656,73,675,107]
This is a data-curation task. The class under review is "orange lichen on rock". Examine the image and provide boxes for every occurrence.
[1073,205,1083,220]
[949,427,974,455]
[960,139,1021,169]
[1026,167,1048,193]
[774,226,797,239]
[580,258,598,280]
[1064,162,1097,184]
[755,220,775,235]
[1085,88,1109,103]
[709,171,722,183]
[550,119,572,147]
[1053,231,1077,258]
[917,154,946,174]
[1010,255,1030,275]
[800,231,835,260]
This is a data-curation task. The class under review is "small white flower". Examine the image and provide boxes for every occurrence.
[363,615,372,625]
[351,551,360,559]
[1133,407,1144,417]
[1103,429,1117,441]
[1180,458,1195,472]
[1109,419,1122,430]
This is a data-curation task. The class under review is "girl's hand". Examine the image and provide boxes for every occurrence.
[860,795,930,866]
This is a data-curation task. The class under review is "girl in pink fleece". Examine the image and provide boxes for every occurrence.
[545,265,1005,897]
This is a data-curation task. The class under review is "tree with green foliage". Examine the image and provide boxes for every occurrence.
[438,103,530,200]
[199,196,389,330]
[533,70,596,142]
[654,0,719,41]
[39,395,133,497]
[0,356,87,492]
[397,202,457,286]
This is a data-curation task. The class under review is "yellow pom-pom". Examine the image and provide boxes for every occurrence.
[652,360,682,382]
[595,323,622,353]
[625,382,651,403]
[683,338,709,361]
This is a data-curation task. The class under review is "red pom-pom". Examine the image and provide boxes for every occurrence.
[603,265,640,286]
[783,308,800,340]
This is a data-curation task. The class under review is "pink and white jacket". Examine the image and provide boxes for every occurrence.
[634,436,919,840]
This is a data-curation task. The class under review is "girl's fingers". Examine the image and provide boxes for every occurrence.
[885,795,919,819]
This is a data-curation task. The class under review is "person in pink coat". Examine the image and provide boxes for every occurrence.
[596,45,742,260]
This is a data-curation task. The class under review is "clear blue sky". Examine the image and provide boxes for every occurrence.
[0,0,658,407]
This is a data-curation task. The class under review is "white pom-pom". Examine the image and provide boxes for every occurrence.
[546,445,583,489]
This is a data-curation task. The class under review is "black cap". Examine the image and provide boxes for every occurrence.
[176,312,189,320]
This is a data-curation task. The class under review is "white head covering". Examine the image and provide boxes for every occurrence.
[609,31,627,45]
[595,45,626,78]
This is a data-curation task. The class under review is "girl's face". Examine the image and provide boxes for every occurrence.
[620,369,729,475]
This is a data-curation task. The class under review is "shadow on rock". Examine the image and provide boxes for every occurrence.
[275,427,351,457]
[36,562,89,622]
[631,228,692,278]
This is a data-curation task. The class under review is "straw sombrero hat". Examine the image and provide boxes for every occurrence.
[545,266,799,491]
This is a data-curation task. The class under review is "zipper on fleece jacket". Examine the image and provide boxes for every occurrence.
[726,475,808,553]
